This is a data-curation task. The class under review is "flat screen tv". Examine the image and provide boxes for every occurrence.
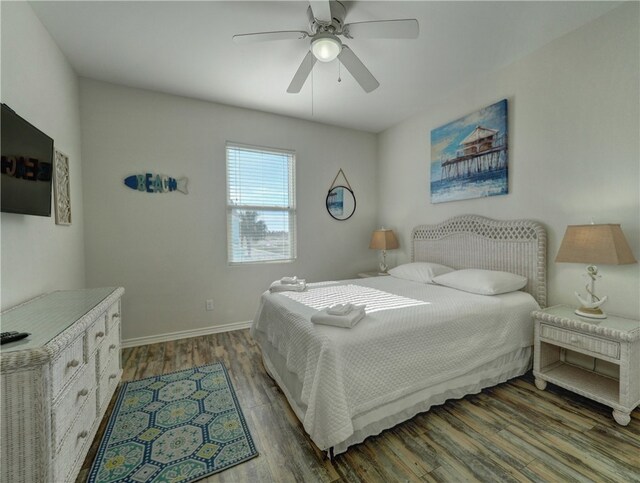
[1,103,54,217]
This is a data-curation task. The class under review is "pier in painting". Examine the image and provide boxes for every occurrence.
[430,99,508,203]
[440,127,507,181]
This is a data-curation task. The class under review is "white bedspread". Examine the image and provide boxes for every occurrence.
[251,276,539,450]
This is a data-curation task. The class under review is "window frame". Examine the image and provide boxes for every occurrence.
[225,141,297,265]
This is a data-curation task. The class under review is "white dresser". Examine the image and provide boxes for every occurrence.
[1,287,125,483]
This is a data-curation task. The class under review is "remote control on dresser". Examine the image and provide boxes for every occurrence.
[0,331,31,344]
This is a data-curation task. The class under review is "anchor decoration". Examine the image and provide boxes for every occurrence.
[574,265,608,318]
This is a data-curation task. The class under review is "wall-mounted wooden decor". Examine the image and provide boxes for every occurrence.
[123,173,188,194]
[54,149,71,225]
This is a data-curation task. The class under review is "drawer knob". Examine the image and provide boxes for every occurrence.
[77,430,88,439]
[112,313,120,319]
[109,344,117,350]
[95,331,105,338]
[78,388,89,397]
[570,336,579,343]
[109,373,118,379]
[67,359,80,368]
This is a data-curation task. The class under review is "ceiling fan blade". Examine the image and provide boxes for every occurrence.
[233,31,308,44]
[343,19,419,39]
[309,0,332,24]
[287,51,317,93]
[337,45,379,93]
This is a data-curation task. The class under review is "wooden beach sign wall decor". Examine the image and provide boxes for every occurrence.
[123,173,188,194]
[430,99,508,203]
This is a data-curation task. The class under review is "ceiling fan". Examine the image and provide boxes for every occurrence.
[232,0,419,93]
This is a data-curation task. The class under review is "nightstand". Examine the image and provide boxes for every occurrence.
[532,305,640,426]
[357,271,390,278]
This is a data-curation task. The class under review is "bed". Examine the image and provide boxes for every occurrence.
[251,215,547,455]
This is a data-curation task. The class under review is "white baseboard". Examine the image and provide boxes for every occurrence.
[121,320,253,348]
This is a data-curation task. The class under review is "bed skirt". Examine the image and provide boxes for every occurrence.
[255,330,532,455]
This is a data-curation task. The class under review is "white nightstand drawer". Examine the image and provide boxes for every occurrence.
[540,324,620,359]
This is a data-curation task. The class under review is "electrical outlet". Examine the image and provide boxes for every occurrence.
[206,299,214,311]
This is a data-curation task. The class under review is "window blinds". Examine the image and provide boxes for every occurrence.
[226,143,296,264]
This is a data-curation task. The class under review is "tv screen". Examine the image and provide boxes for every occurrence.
[1,104,54,217]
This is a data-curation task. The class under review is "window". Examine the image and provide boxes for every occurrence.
[226,142,296,264]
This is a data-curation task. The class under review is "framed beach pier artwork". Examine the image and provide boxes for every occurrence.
[430,99,508,203]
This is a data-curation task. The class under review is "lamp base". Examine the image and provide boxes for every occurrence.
[575,306,607,319]
[379,249,388,273]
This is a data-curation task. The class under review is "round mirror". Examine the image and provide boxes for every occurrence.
[326,186,356,221]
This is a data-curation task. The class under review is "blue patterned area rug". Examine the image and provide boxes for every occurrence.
[87,362,258,483]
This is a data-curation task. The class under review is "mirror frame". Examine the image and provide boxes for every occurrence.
[326,185,356,221]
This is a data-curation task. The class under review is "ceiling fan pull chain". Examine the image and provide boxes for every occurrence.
[338,62,342,83]
[311,66,314,116]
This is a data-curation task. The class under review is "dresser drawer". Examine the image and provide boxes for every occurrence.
[51,335,85,399]
[107,301,121,331]
[86,312,107,357]
[52,362,97,450]
[53,388,96,483]
[98,321,120,377]
[540,324,620,359]
[98,352,121,413]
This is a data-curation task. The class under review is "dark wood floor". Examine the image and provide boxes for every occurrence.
[78,330,640,482]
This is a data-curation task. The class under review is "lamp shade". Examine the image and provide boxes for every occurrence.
[311,34,342,62]
[555,224,637,265]
[369,229,399,250]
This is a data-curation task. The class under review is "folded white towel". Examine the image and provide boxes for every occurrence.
[311,305,366,328]
[269,279,306,293]
[280,276,298,285]
[326,303,355,316]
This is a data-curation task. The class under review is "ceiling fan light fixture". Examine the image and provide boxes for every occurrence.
[311,33,342,62]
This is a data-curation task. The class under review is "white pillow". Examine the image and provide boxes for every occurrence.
[432,269,527,295]
[388,262,455,284]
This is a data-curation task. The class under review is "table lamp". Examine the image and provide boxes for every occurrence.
[369,228,399,273]
[555,223,636,319]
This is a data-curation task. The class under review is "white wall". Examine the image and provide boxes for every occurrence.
[80,80,378,340]
[1,2,85,309]
[377,3,640,319]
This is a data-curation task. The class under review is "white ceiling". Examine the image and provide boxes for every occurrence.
[30,1,620,133]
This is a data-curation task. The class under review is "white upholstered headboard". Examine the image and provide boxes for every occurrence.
[412,215,547,307]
